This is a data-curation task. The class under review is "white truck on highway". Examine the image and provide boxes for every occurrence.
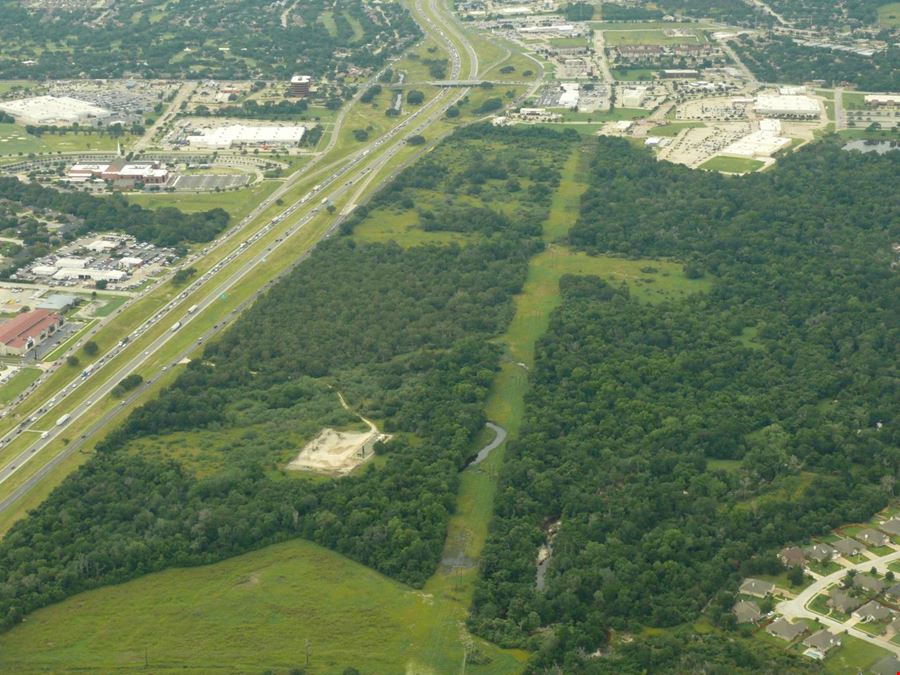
[56,414,70,426]
[187,304,199,314]
[171,321,182,332]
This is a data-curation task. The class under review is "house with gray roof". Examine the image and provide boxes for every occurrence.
[858,529,889,547]
[805,543,837,563]
[766,617,808,641]
[803,629,842,654]
[886,583,900,600]
[855,574,886,594]
[739,578,774,598]
[833,538,864,558]
[879,519,900,537]
[733,600,761,624]
[870,655,900,675]
[853,600,892,623]
[828,588,863,614]
[779,546,805,567]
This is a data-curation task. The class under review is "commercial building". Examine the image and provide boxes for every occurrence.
[865,94,900,106]
[289,75,312,97]
[36,293,79,312]
[0,95,112,126]
[67,160,169,185]
[0,309,64,356]
[719,119,791,158]
[558,82,580,108]
[753,94,821,119]
[186,124,306,149]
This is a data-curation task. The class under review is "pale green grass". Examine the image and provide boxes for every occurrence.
[878,2,900,27]
[604,29,704,46]
[0,80,35,95]
[824,634,891,673]
[317,9,337,37]
[0,123,47,154]
[699,156,764,173]
[652,121,705,136]
[708,458,741,473]
[0,367,41,403]
[0,539,527,674]
[352,207,472,246]
[842,91,868,110]
[549,36,589,48]
[92,294,130,317]
[612,68,658,81]
[126,180,279,220]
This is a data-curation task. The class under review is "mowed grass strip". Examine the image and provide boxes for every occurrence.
[699,156,764,173]
[0,539,524,674]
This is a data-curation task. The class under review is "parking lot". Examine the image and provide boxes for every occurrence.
[170,174,250,191]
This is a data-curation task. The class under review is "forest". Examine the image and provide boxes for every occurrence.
[0,0,419,80]
[0,177,229,248]
[0,126,579,634]
[736,35,900,92]
[470,138,899,670]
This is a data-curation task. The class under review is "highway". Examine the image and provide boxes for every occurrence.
[0,0,491,516]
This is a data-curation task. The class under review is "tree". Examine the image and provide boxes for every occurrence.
[406,89,425,105]
[406,135,425,145]
[66,355,80,367]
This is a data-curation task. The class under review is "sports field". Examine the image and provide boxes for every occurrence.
[699,156,764,173]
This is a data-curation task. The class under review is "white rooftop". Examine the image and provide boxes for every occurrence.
[754,94,820,115]
[187,124,306,148]
[0,96,111,125]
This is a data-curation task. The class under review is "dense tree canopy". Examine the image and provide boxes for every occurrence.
[471,138,899,669]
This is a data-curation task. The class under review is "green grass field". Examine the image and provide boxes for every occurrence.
[0,539,526,674]
[0,80,35,95]
[126,180,280,221]
[0,123,47,154]
[558,107,647,122]
[842,91,868,110]
[92,294,130,317]
[652,121,704,137]
[548,36,589,48]
[0,367,41,403]
[823,634,891,673]
[699,156,764,173]
[604,29,704,46]
[878,2,900,27]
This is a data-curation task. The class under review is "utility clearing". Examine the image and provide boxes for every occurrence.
[286,391,389,475]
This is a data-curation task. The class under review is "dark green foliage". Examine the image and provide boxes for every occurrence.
[651,0,773,24]
[406,90,425,105]
[172,267,197,286]
[0,112,14,123]
[192,99,309,120]
[563,2,594,21]
[360,85,382,104]
[600,3,663,21]
[473,97,503,114]
[0,0,420,80]
[0,178,229,248]
[471,138,898,668]
[445,106,460,118]
[736,35,899,91]
[111,373,143,398]
[83,341,98,356]
[406,134,426,146]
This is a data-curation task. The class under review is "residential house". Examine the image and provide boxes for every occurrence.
[766,617,808,641]
[853,600,892,623]
[739,578,774,598]
[832,538,863,558]
[855,574,886,594]
[890,616,900,634]
[870,655,900,675]
[733,600,761,624]
[805,543,837,563]
[779,546,805,567]
[858,529,889,547]
[878,519,900,537]
[828,588,863,614]
[802,629,842,654]
[886,583,900,600]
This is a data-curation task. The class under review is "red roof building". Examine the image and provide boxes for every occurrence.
[0,309,64,355]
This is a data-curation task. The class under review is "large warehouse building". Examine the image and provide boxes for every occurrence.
[187,124,306,149]
[753,94,821,119]
[0,309,64,356]
[0,95,112,126]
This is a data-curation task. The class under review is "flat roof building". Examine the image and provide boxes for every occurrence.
[36,293,79,312]
[0,309,64,356]
[290,75,312,97]
[754,94,821,118]
[187,124,306,149]
[0,95,112,126]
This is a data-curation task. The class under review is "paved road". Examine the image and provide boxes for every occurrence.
[834,86,845,130]
[776,546,900,655]
[0,0,485,515]
[469,422,507,466]
[133,81,197,152]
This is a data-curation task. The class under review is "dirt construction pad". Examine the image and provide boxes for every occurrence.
[287,427,387,475]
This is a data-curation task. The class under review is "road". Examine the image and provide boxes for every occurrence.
[833,86,845,130]
[0,0,492,516]
[469,422,507,466]
[133,81,198,152]
[776,547,900,656]
[592,28,614,85]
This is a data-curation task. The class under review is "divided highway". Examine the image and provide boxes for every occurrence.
[0,0,488,517]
